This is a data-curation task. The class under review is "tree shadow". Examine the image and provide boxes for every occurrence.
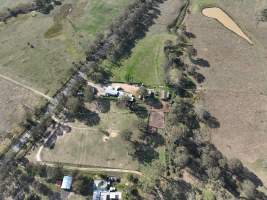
[76,107,100,126]
[145,96,163,109]
[132,141,159,164]
[242,167,264,187]
[95,98,111,113]
[130,104,149,119]
[190,57,210,68]
[202,111,220,128]
[146,132,165,148]
[184,31,196,39]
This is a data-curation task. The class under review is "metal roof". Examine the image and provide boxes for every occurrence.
[105,86,118,96]
[61,176,72,190]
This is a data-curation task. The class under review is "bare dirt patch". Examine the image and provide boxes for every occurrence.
[202,7,253,44]
[111,83,140,96]
[149,111,165,129]
[187,0,267,185]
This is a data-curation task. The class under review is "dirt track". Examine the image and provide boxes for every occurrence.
[0,73,52,101]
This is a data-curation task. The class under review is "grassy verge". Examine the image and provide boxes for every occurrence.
[191,0,217,12]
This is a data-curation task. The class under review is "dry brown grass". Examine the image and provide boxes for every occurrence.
[187,0,267,185]
[0,79,44,152]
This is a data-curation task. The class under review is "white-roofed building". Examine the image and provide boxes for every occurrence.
[61,176,73,190]
[104,86,119,96]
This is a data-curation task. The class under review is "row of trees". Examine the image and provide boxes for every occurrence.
[35,0,62,14]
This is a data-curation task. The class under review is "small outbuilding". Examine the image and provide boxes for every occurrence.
[61,176,73,190]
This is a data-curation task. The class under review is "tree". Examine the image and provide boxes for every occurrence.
[26,193,41,200]
[36,164,47,178]
[140,160,164,192]
[121,130,133,142]
[66,97,81,114]
[137,86,148,99]
[228,158,243,174]
[116,96,130,109]
[46,165,63,183]
[166,68,183,87]
[72,175,93,196]
[35,0,54,14]
[83,86,95,102]
[206,167,221,180]
[240,180,256,200]
[90,71,105,83]
[173,146,190,169]
[168,98,199,129]
[95,99,110,113]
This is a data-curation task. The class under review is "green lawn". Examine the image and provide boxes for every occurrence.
[203,189,216,200]
[192,0,217,12]
[109,33,176,87]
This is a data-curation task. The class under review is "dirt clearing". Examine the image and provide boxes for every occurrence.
[202,7,253,44]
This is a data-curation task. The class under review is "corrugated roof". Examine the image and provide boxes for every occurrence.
[61,176,72,190]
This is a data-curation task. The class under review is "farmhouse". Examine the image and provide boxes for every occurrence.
[104,85,134,101]
[93,179,122,200]
[61,176,73,190]
[104,86,119,96]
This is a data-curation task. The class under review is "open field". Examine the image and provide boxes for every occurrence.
[0,78,45,153]
[0,0,32,9]
[109,0,181,87]
[0,0,131,142]
[187,0,267,185]
[41,102,140,170]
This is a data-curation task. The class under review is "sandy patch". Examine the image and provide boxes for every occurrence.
[102,129,119,142]
[202,7,253,44]
[111,83,140,96]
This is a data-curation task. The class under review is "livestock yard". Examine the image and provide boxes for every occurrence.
[0,0,131,149]
[188,0,267,185]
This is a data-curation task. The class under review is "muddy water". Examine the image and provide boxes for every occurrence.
[202,7,253,44]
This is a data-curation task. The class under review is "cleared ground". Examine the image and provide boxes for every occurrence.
[110,0,181,87]
[0,0,131,142]
[41,102,140,170]
[187,0,267,185]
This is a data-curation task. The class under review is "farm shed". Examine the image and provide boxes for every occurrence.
[61,176,73,190]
